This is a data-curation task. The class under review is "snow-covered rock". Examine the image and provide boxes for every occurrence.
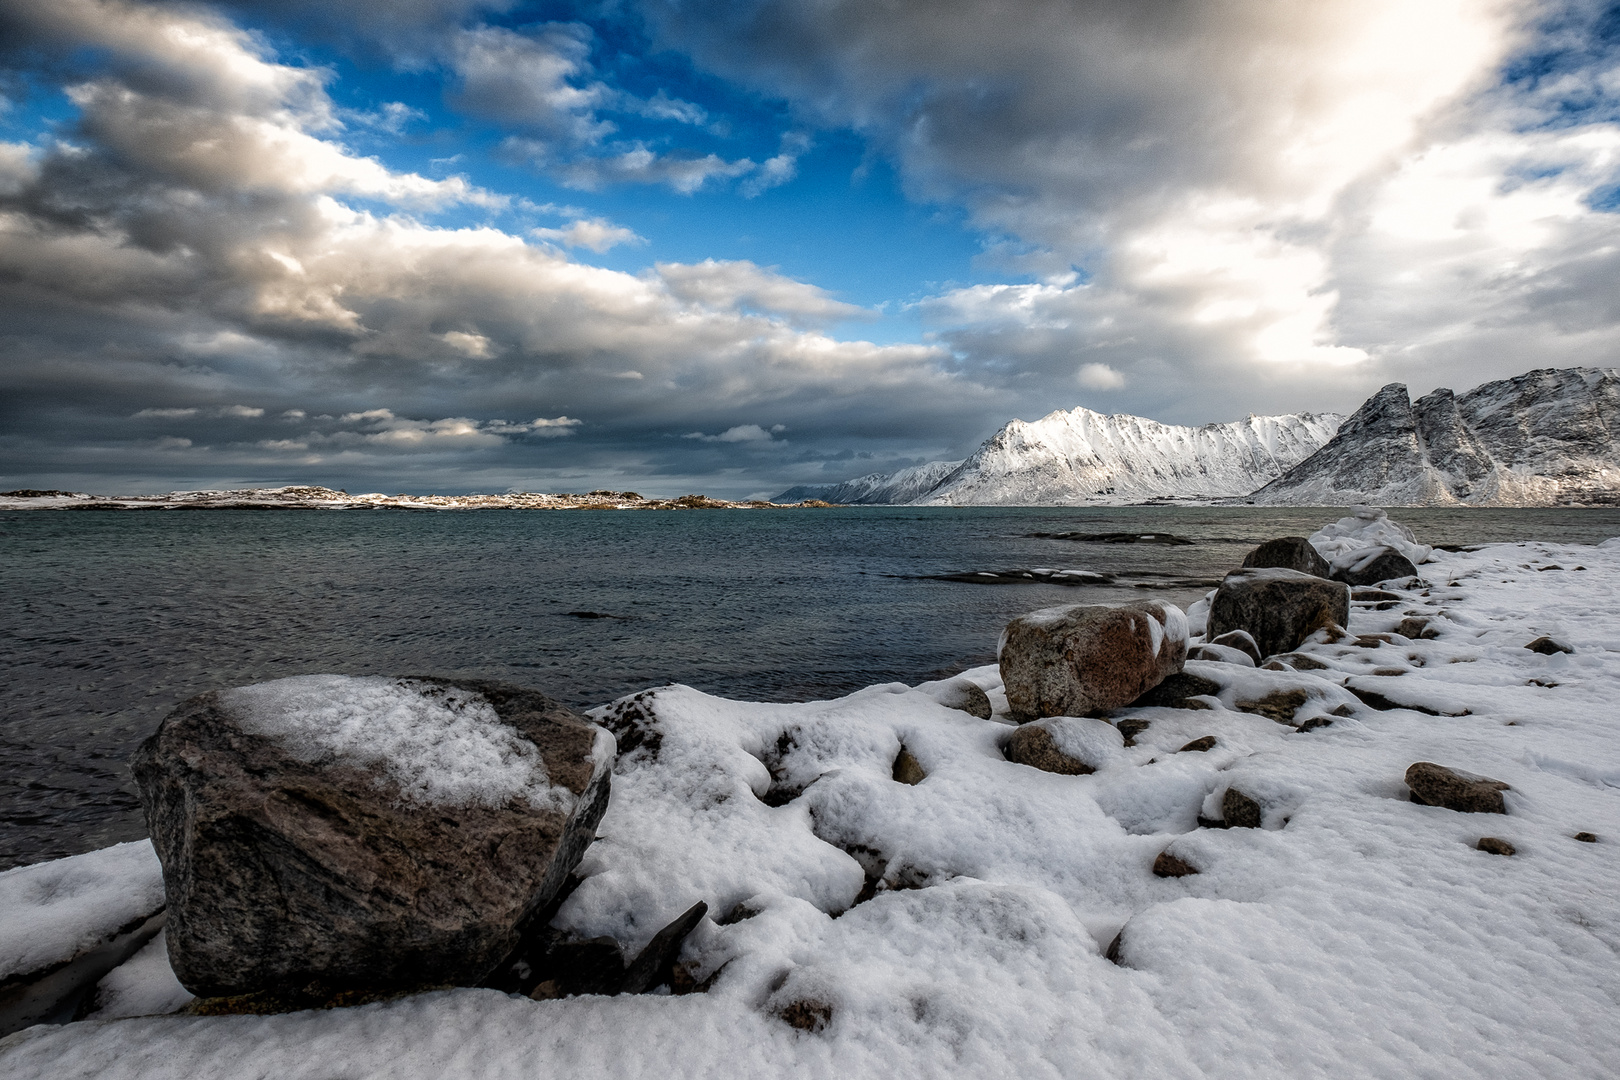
[131,676,614,1000]
[1251,367,1620,506]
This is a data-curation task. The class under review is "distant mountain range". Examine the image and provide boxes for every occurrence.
[777,366,1620,507]
[778,407,1344,505]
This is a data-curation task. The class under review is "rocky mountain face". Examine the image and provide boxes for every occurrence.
[779,407,1343,505]
[1249,367,1620,506]
[774,459,965,505]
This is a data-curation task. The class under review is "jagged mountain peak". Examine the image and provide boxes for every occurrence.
[1251,366,1620,506]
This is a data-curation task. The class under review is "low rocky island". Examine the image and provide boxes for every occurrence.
[1,507,1617,1078]
[0,487,836,511]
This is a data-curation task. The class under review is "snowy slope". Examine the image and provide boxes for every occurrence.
[6,525,1620,1078]
[773,459,965,505]
[1250,367,1620,506]
[917,408,1343,505]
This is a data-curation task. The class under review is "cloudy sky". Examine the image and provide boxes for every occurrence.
[1,0,1617,498]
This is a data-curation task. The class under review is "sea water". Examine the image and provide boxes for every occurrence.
[4,504,1619,869]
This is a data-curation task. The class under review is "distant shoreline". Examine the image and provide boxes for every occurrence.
[0,487,837,511]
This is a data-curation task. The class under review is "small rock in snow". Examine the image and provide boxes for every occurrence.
[1574,832,1599,843]
[1152,851,1200,877]
[1000,600,1187,721]
[1405,762,1510,814]
[1525,635,1574,655]
[1188,643,1257,667]
[1210,629,1263,664]
[1114,718,1151,747]
[1178,736,1217,753]
[1241,536,1331,578]
[1397,617,1439,640]
[1208,567,1351,659]
[1129,670,1220,710]
[778,999,834,1032]
[1221,788,1264,829]
[1270,653,1331,672]
[620,901,709,995]
[1235,689,1310,725]
[1476,837,1516,857]
[932,681,994,719]
[1351,588,1403,604]
[1004,720,1095,775]
[892,747,927,785]
[1295,717,1334,733]
[526,938,626,999]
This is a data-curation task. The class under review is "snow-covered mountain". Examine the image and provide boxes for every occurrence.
[776,407,1343,505]
[1249,367,1620,506]
[774,459,965,505]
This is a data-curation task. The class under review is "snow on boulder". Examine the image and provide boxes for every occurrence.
[1329,546,1421,587]
[1241,537,1331,578]
[999,600,1188,721]
[0,841,166,1036]
[1003,716,1125,775]
[1207,568,1350,661]
[1309,506,1433,567]
[130,676,613,1003]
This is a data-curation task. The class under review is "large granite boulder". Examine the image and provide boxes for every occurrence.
[1329,546,1420,587]
[1241,537,1330,578]
[131,675,613,1001]
[1207,568,1350,660]
[1000,601,1187,721]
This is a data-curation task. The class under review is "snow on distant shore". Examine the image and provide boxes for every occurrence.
[3,530,1620,1078]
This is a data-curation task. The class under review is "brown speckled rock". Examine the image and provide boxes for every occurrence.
[1004,723,1092,775]
[1000,601,1187,721]
[1000,601,1188,721]
[1405,761,1509,814]
[132,676,612,1000]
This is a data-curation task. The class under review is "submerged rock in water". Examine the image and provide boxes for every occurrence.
[1242,537,1331,578]
[1000,600,1187,721]
[1206,567,1350,659]
[1405,762,1510,814]
[131,676,613,1000]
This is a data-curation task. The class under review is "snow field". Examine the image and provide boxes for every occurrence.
[2,540,1619,1077]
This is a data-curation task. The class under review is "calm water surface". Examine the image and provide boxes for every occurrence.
[5,504,1619,869]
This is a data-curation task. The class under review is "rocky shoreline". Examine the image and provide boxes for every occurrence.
[2,507,1617,1078]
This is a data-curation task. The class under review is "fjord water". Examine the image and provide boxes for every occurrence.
[5,504,1620,869]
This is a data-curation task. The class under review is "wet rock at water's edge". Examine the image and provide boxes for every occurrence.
[131,675,613,1002]
[1206,568,1350,659]
[999,600,1188,722]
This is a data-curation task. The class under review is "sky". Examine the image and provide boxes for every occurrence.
[1,0,1618,499]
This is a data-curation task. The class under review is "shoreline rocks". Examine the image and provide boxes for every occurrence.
[131,676,613,1001]
[1000,600,1188,721]
[1207,568,1351,659]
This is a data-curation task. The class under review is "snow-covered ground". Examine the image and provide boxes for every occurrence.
[3,530,1619,1078]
